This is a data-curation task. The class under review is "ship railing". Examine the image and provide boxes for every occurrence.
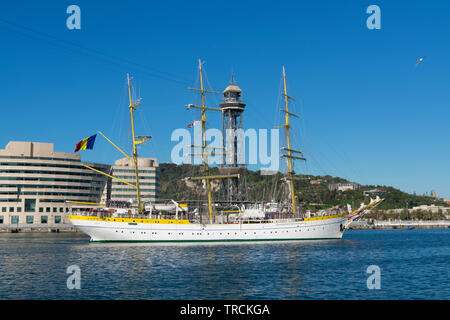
[72,209,197,221]
[266,218,304,223]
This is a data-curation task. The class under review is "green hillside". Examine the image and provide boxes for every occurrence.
[157,163,449,212]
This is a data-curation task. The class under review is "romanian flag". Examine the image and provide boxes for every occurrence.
[74,134,96,152]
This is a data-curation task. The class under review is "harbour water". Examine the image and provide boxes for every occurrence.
[0,229,449,300]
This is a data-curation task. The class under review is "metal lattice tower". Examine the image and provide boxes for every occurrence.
[219,75,247,202]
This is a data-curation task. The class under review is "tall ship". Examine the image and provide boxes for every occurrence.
[68,62,382,242]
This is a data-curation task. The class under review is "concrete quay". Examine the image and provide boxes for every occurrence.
[349,220,450,229]
[0,224,79,233]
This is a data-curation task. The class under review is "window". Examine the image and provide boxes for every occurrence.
[0,216,3,224]
[9,207,14,212]
[17,207,22,213]
[2,207,6,212]
[25,199,36,212]
[55,216,61,224]
[53,207,57,213]
[59,208,64,213]
[41,216,48,224]
[39,207,43,212]
[46,207,50,213]
[11,216,19,224]
[26,216,33,224]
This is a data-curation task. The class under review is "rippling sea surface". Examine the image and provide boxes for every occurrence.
[0,229,449,299]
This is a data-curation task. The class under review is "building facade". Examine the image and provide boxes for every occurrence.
[102,157,159,204]
[0,141,110,228]
[328,182,361,192]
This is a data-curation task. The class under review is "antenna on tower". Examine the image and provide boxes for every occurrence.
[230,71,236,85]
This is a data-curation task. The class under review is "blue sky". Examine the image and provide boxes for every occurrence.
[0,0,449,198]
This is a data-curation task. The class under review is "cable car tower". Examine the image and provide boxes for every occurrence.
[219,75,248,202]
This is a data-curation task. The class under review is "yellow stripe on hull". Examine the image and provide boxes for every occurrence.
[304,213,345,222]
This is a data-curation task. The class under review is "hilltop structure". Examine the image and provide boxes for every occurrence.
[328,182,361,192]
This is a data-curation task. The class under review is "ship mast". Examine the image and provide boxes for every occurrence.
[280,66,305,215]
[186,59,239,222]
[78,74,149,214]
[198,60,214,219]
[127,73,149,215]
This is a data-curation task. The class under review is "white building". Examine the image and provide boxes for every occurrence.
[102,157,159,204]
[328,182,361,192]
[411,204,449,214]
[0,141,110,228]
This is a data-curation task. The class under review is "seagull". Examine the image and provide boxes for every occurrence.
[415,56,425,67]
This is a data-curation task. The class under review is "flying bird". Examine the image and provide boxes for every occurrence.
[415,56,425,67]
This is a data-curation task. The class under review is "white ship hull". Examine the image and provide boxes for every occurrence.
[68,214,347,242]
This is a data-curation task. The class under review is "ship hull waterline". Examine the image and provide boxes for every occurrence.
[68,215,348,243]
